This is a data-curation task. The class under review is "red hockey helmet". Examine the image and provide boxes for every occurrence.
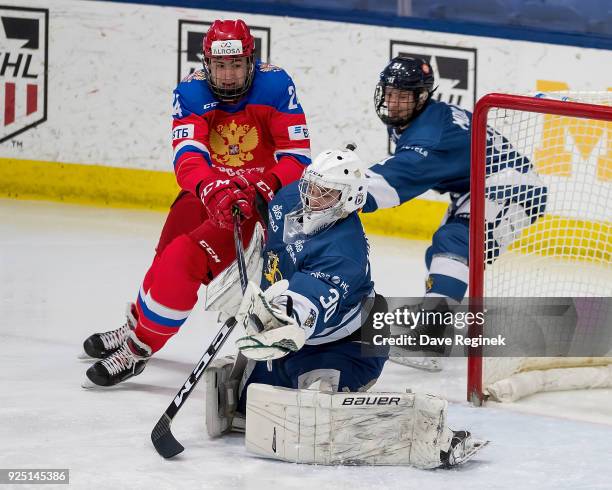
[203,19,255,58]
[202,20,256,101]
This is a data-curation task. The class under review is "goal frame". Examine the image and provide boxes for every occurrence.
[467,93,612,405]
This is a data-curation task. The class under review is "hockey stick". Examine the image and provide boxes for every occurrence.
[151,208,249,459]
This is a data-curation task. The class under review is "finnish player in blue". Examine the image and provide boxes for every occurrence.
[203,147,487,468]
[364,56,546,356]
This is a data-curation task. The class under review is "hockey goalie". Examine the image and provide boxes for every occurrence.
[204,147,488,468]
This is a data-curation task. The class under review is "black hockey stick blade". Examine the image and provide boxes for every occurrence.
[151,413,183,459]
[150,316,237,458]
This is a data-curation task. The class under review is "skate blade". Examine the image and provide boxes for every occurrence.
[80,375,114,390]
[450,439,490,466]
[389,356,442,372]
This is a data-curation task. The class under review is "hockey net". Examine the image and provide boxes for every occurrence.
[468,92,612,404]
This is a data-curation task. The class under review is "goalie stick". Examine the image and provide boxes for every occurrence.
[151,208,249,459]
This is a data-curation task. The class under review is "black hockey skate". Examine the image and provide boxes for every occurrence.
[390,298,453,356]
[440,430,490,468]
[82,303,137,359]
[83,332,151,388]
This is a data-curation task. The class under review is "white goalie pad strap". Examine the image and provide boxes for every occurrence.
[297,369,341,392]
[245,384,452,468]
[205,222,265,316]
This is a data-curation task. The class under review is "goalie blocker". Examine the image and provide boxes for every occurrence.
[244,383,488,468]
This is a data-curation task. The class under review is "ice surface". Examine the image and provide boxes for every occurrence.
[1,199,611,489]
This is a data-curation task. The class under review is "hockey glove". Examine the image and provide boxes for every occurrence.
[230,172,278,224]
[233,172,278,203]
[235,280,305,361]
[199,177,256,230]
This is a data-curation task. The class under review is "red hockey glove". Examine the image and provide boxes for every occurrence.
[199,178,255,230]
[232,172,279,204]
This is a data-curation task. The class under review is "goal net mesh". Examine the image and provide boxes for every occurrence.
[478,92,612,400]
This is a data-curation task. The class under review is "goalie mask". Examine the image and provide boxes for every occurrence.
[374,56,435,128]
[202,19,255,102]
[283,147,369,244]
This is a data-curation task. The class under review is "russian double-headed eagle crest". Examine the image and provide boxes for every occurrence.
[210,120,259,167]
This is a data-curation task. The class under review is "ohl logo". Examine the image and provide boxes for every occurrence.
[0,7,48,143]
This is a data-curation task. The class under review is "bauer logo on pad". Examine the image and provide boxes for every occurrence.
[177,20,271,83]
[0,6,48,143]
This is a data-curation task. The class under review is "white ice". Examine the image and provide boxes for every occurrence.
[1,199,611,490]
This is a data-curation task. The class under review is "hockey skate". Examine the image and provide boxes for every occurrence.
[388,300,451,371]
[81,303,137,359]
[440,430,490,468]
[82,331,151,388]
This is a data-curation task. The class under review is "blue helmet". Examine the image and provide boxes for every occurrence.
[374,56,435,127]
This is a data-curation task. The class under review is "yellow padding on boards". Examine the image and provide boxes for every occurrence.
[510,215,611,262]
[0,157,179,211]
[359,200,447,240]
[0,157,449,240]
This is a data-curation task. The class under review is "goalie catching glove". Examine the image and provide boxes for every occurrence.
[235,280,306,360]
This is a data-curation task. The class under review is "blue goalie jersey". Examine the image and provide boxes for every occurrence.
[261,182,374,345]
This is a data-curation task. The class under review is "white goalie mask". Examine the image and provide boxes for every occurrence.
[283,147,369,244]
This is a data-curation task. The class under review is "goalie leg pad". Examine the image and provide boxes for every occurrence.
[205,355,246,437]
[245,383,456,468]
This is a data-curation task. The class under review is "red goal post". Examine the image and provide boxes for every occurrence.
[467,93,612,405]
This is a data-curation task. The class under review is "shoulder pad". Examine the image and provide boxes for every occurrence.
[258,62,283,73]
[175,71,216,116]
[181,69,207,83]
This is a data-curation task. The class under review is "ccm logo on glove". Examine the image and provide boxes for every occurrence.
[201,179,231,197]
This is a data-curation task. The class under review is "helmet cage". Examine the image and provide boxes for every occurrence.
[202,55,255,102]
[374,83,430,127]
[283,148,368,244]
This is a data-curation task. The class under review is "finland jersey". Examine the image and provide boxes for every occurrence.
[363,100,471,213]
[362,100,545,222]
[261,183,374,345]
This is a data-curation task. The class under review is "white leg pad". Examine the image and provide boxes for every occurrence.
[245,384,453,468]
[205,356,241,438]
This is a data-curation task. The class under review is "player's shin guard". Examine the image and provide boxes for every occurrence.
[245,384,488,468]
[425,253,468,302]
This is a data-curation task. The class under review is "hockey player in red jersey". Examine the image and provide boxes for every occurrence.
[82,19,311,387]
